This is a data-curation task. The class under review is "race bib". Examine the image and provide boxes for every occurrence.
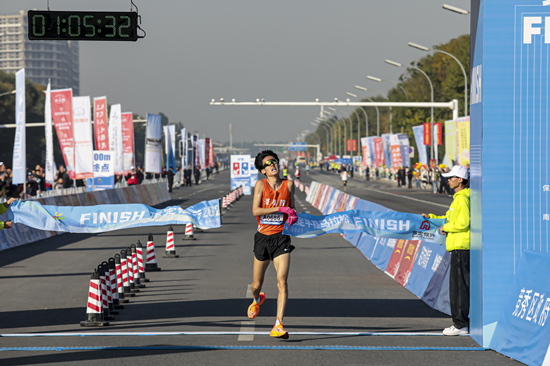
[260,213,284,225]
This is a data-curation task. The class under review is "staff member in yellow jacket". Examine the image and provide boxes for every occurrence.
[0,197,16,230]
[422,165,470,336]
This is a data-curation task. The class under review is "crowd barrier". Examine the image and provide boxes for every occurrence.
[0,181,171,252]
[304,180,451,316]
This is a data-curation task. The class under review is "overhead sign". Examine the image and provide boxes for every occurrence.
[289,142,306,151]
[28,10,138,41]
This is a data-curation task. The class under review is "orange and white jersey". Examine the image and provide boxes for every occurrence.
[256,179,291,235]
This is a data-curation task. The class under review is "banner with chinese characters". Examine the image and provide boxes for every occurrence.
[305,180,452,316]
[51,88,75,179]
[231,154,251,194]
[457,116,470,166]
[361,137,371,167]
[93,96,109,150]
[444,120,457,166]
[490,250,550,366]
[88,150,114,191]
[389,134,403,169]
[72,96,94,179]
[121,112,135,175]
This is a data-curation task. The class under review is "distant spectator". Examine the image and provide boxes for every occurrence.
[126,166,139,186]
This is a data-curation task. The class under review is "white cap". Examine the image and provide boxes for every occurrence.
[131,166,135,170]
[441,165,469,179]
[0,162,3,166]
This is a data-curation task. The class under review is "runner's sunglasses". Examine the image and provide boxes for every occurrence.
[263,159,279,168]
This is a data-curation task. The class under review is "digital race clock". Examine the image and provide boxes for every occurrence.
[28,10,139,41]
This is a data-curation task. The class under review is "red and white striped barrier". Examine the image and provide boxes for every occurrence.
[145,233,161,271]
[80,270,109,327]
[99,263,116,319]
[163,226,179,258]
[114,254,130,302]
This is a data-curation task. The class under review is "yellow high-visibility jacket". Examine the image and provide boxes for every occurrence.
[429,188,470,251]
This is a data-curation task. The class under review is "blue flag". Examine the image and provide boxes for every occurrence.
[9,199,221,233]
[283,210,446,245]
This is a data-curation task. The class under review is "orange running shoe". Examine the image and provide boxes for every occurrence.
[270,319,289,339]
[247,292,265,319]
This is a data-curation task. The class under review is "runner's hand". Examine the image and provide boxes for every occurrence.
[286,215,298,226]
[278,207,296,216]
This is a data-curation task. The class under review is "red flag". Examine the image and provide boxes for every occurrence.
[121,112,134,175]
[352,139,357,152]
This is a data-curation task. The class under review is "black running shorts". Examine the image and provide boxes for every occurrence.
[253,232,294,261]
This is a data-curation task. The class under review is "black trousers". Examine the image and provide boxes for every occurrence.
[449,250,470,329]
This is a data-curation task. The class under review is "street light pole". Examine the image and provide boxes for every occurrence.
[409,41,468,116]
[385,59,436,162]
[365,77,393,134]
[354,86,380,137]
[367,75,408,98]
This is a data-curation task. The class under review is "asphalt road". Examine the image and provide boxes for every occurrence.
[0,168,524,366]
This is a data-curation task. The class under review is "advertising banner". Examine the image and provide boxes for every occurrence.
[361,137,371,167]
[9,199,222,233]
[389,134,403,169]
[209,138,214,167]
[381,134,392,168]
[89,150,114,191]
[108,104,123,175]
[205,137,211,167]
[434,122,443,145]
[121,112,135,175]
[144,113,162,174]
[181,128,187,169]
[51,88,75,178]
[198,139,206,168]
[423,123,431,145]
[12,69,25,185]
[93,96,108,150]
[250,157,259,188]
[373,137,384,167]
[397,133,410,168]
[231,154,251,195]
[412,125,428,166]
[72,96,94,179]
[283,210,445,245]
[163,125,177,172]
[456,116,470,166]
[44,81,55,185]
[193,134,199,169]
[444,120,457,165]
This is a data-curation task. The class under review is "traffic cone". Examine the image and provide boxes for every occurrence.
[131,244,146,288]
[107,258,123,309]
[97,264,115,320]
[163,226,179,258]
[182,222,196,240]
[114,253,130,303]
[136,240,149,282]
[126,247,140,292]
[145,233,161,271]
[80,270,109,327]
[100,261,118,316]
[120,249,135,297]
[222,194,228,211]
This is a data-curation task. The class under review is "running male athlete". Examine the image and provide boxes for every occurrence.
[248,150,297,339]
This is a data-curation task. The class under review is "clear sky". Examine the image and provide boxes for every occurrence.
[3,0,469,144]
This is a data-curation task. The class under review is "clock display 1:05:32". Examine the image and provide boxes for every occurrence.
[28,10,138,41]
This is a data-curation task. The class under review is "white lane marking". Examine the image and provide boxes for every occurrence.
[238,321,255,341]
[241,284,255,341]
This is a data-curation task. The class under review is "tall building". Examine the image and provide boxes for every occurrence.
[0,11,79,94]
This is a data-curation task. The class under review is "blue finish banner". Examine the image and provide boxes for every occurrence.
[283,210,446,244]
[9,199,221,233]
[490,250,550,366]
